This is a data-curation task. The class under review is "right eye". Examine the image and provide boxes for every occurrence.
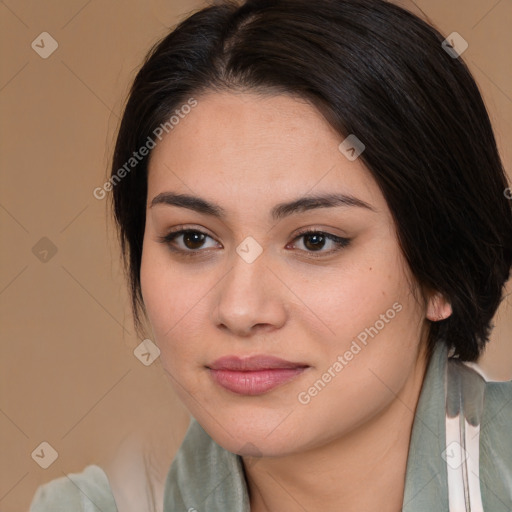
[159,228,221,256]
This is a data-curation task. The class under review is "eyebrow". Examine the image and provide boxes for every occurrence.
[150,192,376,221]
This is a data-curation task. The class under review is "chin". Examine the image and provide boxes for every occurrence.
[196,410,306,457]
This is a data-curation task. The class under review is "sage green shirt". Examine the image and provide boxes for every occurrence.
[30,342,512,511]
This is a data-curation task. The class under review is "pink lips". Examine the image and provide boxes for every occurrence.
[207,355,309,396]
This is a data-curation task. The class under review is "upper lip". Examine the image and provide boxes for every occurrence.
[207,355,309,371]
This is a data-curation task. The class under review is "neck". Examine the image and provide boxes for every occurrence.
[243,347,430,512]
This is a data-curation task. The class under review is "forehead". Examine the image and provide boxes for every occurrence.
[146,91,383,213]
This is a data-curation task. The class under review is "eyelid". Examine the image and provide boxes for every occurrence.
[291,226,350,240]
[160,224,220,242]
[287,228,351,256]
[159,225,222,252]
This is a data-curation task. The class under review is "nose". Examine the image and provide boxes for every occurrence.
[211,248,287,338]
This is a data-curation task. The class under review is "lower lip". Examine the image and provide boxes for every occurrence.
[208,368,307,396]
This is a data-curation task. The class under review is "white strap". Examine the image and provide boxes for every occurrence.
[445,359,485,511]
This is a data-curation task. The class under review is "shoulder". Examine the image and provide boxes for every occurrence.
[480,378,512,468]
[30,464,118,512]
[466,366,512,509]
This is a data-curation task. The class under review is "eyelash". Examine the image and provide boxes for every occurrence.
[158,227,351,259]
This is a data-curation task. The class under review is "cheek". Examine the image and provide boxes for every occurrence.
[139,242,185,351]
[294,303,424,449]
[291,246,413,346]
[140,243,168,330]
[140,239,195,324]
[139,242,214,368]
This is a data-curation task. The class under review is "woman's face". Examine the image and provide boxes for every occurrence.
[140,91,432,457]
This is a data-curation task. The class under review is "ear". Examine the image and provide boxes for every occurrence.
[426,291,452,321]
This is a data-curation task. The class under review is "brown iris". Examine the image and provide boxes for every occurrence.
[302,233,326,251]
[182,231,206,250]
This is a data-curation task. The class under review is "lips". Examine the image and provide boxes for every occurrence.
[208,355,309,371]
[207,355,310,395]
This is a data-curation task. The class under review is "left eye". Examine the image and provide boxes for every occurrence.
[288,231,351,254]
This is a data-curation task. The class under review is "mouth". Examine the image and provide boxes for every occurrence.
[206,355,310,396]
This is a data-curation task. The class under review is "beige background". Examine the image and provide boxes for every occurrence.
[1,0,511,510]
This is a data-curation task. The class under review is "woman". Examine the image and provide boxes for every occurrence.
[30,0,512,510]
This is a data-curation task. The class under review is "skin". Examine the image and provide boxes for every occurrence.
[140,91,452,512]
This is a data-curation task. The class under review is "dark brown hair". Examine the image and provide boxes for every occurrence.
[111,0,512,362]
